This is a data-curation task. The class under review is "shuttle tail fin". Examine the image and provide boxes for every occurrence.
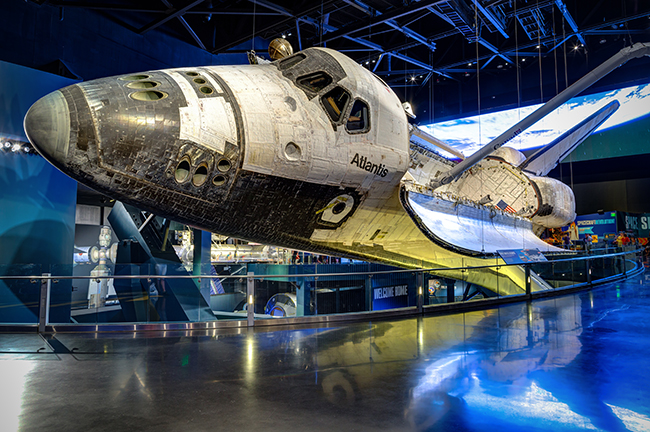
[519,100,620,176]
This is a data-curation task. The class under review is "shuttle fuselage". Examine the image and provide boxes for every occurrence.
[31,44,648,293]
[25,48,416,257]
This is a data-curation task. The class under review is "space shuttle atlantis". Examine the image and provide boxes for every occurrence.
[24,42,650,294]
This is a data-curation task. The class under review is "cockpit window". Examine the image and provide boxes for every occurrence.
[346,100,370,133]
[321,86,350,123]
[278,53,306,70]
[297,72,332,93]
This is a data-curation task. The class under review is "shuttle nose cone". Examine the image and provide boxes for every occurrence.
[24,91,70,165]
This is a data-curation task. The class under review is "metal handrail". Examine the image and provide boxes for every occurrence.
[0,248,642,281]
[0,249,643,334]
[0,248,643,280]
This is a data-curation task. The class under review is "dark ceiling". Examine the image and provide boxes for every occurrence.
[3,1,650,212]
[12,0,650,122]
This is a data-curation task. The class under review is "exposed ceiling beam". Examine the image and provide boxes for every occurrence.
[434,8,650,72]
[554,0,586,46]
[375,68,430,76]
[505,0,555,18]
[160,0,205,50]
[481,55,497,69]
[138,0,205,35]
[295,19,302,51]
[321,0,445,45]
[472,0,508,39]
[477,39,513,65]
[342,0,437,51]
[214,0,339,53]
[46,2,283,15]
[584,29,648,35]
[217,0,451,78]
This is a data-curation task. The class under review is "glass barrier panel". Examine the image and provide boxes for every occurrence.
[3,249,644,328]
[424,268,460,305]
[315,264,362,315]
[248,263,315,319]
[423,271,441,306]
[568,259,587,286]
[368,266,416,312]
[209,263,247,321]
[110,263,153,324]
[0,264,42,324]
[530,260,552,289]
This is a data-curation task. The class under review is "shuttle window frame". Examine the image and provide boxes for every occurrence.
[277,53,306,70]
[345,99,370,134]
[321,86,350,123]
[296,72,333,93]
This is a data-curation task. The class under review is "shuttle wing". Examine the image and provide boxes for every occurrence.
[518,100,620,176]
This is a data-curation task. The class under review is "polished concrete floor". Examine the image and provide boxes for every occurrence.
[2,273,650,432]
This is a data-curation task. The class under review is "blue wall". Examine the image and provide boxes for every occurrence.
[0,2,251,83]
[0,152,77,323]
[0,61,78,323]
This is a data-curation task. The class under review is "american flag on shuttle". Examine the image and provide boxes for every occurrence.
[496,199,517,214]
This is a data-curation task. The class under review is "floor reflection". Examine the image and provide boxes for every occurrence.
[2,275,650,431]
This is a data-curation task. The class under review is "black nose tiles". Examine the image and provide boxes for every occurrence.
[24,91,71,166]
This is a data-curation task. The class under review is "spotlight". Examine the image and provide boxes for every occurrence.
[468,62,472,66]
[287,32,292,36]
[365,61,369,65]
[281,34,286,38]
[536,45,540,49]
[574,45,579,50]
[22,145,30,153]
[3,141,11,149]
[372,59,376,63]
[11,143,21,152]
[411,76,416,81]
[497,64,503,69]
[600,38,607,44]
[522,58,526,62]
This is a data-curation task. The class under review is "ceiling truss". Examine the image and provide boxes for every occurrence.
[34,0,650,89]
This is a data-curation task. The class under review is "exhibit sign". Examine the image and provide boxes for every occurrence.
[575,212,618,239]
[372,284,410,311]
[619,212,650,238]
[497,249,548,265]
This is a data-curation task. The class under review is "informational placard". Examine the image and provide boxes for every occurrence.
[575,212,618,239]
[497,249,548,265]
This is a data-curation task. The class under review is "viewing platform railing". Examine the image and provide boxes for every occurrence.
[0,248,645,333]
